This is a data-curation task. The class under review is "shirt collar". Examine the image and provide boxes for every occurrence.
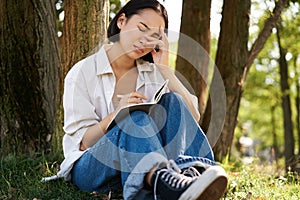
[95,45,155,75]
[136,59,155,72]
[95,45,114,76]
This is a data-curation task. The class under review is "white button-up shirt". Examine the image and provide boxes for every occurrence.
[57,46,168,181]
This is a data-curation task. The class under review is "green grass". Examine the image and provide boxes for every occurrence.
[0,153,299,200]
[223,159,300,200]
[0,153,113,199]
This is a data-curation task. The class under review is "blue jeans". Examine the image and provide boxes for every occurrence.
[71,92,215,199]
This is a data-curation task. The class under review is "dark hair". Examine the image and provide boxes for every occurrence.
[107,0,168,63]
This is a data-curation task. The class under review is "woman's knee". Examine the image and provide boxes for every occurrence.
[128,111,152,125]
[162,92,181,101]
[160,92,186,106]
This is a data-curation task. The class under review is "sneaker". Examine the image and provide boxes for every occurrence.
[181,166,202,178]
[179,165,228,200]
[151,160,228,200]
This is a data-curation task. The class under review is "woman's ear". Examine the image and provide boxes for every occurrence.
[117,13,127,29]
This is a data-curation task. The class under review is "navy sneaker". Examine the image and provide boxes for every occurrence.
[181,166,202,177]
[151,160,228,200]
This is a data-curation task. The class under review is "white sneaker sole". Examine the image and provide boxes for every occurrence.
[178,165,228,200]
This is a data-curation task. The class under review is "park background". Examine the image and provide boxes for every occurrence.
[0,0,300,199]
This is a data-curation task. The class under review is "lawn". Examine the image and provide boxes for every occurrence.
[223,160,300,199]
[0,153,299,199]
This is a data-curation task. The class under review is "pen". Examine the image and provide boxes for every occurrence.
[117,95,124,99]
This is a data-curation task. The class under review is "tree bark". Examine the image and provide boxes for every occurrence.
[294,57,300,157]
[52,0,109,148]
[271,106,279,164]
[176,0,211,118]
[203,0,250,160]
[276,26,295,171]
[61,0,109,77]
[0,0,60,155]
[203,0,288,161]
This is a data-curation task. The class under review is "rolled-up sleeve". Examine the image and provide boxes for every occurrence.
[63,64,99,140]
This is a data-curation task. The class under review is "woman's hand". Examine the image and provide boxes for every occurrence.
[116,92,148,112]
[151,26,169,65]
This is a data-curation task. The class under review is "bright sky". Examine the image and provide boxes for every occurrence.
[159,0,223,40]
[159,0,273,40]
[119,0,223,41]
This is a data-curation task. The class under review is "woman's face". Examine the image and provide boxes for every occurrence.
[117,9,165,60]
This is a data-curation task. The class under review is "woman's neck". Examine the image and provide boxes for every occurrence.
[105,43,135,70]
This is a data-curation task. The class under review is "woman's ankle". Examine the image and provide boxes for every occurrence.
[145,167,157,187]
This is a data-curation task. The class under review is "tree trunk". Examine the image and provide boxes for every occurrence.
[276,26,295,171]
[203,0,250,160]
[52,0,109,149]
[294,57,300,157]
[61,0,109,77]
[176,0,211,118]
[0,0,60,155]
[202,0,288,161]
[271,106,279,164]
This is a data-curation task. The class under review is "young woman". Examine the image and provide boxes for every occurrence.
[56,0,228,199]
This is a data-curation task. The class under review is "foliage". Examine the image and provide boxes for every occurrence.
[110,0,123,20]
[55,0,63,35]
[236,1,300,161]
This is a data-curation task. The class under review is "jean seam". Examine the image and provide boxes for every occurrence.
[123,151,133,173]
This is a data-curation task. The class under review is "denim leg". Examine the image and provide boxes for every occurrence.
[72,93,215,199]
[71,150,122,194]
[72,111,168,199]
[174,155,217,169]
[150,92,214,160]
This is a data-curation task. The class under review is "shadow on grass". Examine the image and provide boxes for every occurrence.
[0,153,123,200]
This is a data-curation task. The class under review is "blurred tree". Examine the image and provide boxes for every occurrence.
[237,1,300,170]
[239,53,283,159]
[0,0,60,155]
[201,0,288,161]
[282,4,300,157]
[295,58,300,157]
[276,23,295,171]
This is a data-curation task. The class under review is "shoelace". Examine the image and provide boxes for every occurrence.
[182,166,201,178]
[153,160,196,200]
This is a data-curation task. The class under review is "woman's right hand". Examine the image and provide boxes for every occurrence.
[80,92,147,149]
[116,92,148,112]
